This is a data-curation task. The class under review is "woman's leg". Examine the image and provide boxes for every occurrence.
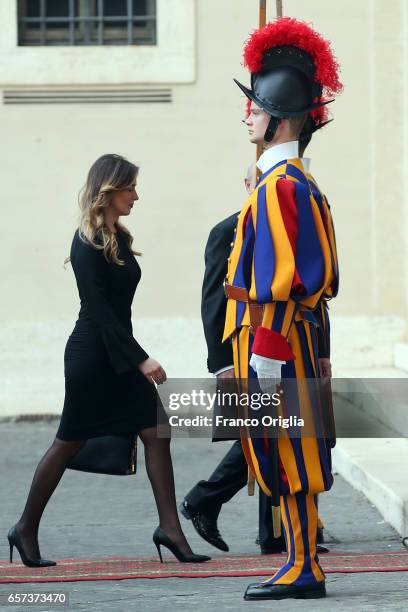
[15,438,85,559]
[138,425,193,554]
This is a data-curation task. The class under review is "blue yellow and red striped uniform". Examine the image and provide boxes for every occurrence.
[223,157,338,586]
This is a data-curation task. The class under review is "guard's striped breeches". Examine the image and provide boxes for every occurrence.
[263,493,325,586]
[231,322,333,496]
[231,321,330,586]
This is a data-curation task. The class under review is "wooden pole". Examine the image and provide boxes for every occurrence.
[249,0,263,472]
[254,1,268,185]
[248,0,283,538]
[267,0,283,539]
[259,0,267,27]
[255,1,283,171]
[249,0,269,495]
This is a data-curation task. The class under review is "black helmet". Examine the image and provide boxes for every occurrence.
[236,18,342,142]
[235,45,326,119]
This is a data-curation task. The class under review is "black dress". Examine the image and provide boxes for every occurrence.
[57,229,165,441]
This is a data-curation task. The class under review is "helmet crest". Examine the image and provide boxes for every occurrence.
[243,17,343,98]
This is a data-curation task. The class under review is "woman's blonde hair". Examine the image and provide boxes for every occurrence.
[66,153,140,266]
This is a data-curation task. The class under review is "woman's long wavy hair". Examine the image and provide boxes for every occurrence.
[67,154,141,266]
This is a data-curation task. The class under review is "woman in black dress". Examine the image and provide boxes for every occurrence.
[8,154,209,566]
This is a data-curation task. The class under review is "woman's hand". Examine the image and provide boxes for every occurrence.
[138,358,167,385]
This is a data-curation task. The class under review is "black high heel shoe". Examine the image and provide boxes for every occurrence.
[153,527,211,563]
[7,526,56,568]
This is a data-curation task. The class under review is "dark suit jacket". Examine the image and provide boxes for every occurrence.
[314,301,331,359]
[201,213,238,373]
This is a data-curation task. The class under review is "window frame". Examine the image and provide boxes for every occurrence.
[17,0,157,47]
[0,0,195,85]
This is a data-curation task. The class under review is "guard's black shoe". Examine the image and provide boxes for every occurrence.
[179,501,229,552]
[317,526,324,543]
[244,581,326,600]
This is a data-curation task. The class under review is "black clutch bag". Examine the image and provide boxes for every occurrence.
[67,434,137,476]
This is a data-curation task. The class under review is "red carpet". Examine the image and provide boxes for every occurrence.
[0,552,407,584]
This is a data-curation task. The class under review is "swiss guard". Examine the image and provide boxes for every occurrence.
[223,17,342,600]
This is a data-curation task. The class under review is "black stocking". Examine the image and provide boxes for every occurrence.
[138,425,193,555]
[16,438,85,559]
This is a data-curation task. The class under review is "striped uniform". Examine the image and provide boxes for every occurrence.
[223,157,338,586]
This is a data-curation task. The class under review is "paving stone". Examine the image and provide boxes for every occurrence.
[0,422,406,611]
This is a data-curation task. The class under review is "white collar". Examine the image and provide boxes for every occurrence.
[256,140,299,174]
[302,157,311,173]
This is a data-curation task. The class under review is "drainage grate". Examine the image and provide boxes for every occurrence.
[3,87,172,105]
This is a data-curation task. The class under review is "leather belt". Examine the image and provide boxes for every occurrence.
[224,282,264,332]
[225,283,321,333]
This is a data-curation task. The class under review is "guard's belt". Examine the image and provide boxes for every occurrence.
[224,282,264,332]
[224,282,319,331]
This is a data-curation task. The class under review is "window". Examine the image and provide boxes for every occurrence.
[2,0,194,85]
[17,0,157,46]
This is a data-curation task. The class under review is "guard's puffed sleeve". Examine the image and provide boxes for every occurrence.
[251,178,332,361]
[71,234,149,375]
[201,221,234,373]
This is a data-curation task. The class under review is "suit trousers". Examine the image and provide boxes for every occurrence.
[185,440,275,547]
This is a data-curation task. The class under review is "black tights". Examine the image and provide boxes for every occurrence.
[16,425,192,558]
[138,425,191,553]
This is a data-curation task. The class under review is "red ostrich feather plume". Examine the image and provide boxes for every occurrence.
[243,17,343,97]
[310,104,330,125]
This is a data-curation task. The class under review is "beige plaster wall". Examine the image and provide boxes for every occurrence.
[2,0,405,321]
[1,1,407,415]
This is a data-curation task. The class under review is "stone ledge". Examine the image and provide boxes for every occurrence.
[333,438,408,537]
[334,368,408,437]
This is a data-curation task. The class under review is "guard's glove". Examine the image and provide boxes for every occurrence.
[249,354,285,394]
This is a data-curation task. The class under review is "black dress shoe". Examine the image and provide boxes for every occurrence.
[258,532,326,553]
[261,543,327,554]
[179,501,229,552]
[317,544,329,554]
[260,534,286,554]
[244,581,326,600]
[260,546,285,554]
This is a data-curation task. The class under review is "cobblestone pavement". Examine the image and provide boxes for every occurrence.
[0,422,406,611]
